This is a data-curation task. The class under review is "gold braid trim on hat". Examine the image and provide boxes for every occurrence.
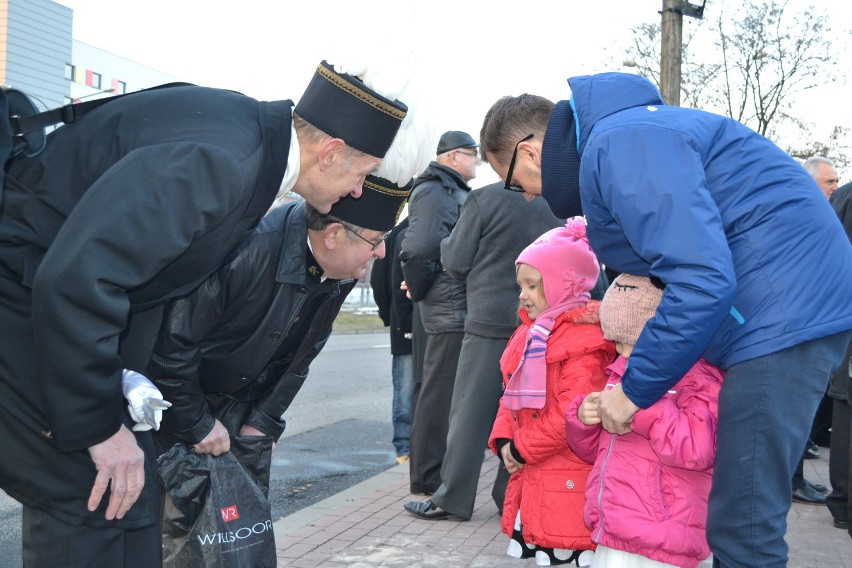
[364,178,413,197]
[317,64,406,121]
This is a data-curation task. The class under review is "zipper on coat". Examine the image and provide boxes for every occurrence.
[594,433,616,542]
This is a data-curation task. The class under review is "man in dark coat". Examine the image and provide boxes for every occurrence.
[403,182,562,521]
[370,217,415,463]
[0,60,409,567]
[828,180,852,533]
[149,176,412,457]
[400,130,477,494]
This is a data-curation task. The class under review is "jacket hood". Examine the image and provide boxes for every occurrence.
[567,73,664,153]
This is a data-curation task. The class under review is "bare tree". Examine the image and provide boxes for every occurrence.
[620,0,845,167]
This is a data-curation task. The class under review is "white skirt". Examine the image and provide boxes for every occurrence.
[592,545,685,568]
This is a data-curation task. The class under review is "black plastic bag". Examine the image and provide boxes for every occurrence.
[159,436,276,567]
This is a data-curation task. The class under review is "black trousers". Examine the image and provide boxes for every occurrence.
[827,396,851,524]
[409,303,427,420]
[408,331,463,494]
[22,505,161,568]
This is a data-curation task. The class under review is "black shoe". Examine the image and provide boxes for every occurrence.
[403,499,451,520]
[804,440,821,459]
[792,484,827,504]
[833,517,849,529]
[803,479,828,494]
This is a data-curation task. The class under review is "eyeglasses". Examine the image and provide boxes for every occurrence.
[454,149,478,159]
[503,133,535,193]
[343,225,389,251]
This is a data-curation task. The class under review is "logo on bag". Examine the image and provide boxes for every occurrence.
[221,505,240,522]
[196,520,274,546]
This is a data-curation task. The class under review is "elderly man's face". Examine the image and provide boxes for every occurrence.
[814,162,840,199]
[322,226,387,280]
[296,150,382,214]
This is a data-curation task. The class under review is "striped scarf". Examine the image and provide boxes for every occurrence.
[503,296,589,410]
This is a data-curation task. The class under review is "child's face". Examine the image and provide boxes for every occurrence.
[615,341,634,358]
[517,264,548,320]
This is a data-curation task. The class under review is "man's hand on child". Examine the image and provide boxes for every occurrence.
[598,383,639,435]
[579,392,602,425]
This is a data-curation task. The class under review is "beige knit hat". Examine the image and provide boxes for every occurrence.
[599,274,664,345]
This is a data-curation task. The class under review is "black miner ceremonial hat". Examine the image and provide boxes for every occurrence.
[295,61,409,159]
[330,175,413,232]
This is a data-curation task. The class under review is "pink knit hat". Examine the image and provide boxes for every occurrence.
[599,273,663,345]
[515,217,600,307]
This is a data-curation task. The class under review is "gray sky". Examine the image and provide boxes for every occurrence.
[56,0,851,182]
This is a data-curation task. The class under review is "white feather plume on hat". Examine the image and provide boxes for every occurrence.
[327,51,436,187]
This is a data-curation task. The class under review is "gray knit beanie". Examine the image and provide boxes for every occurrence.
[599,274,663,345]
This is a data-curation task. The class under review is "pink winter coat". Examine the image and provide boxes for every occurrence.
[565,356,724,568]
[489,303,616,550]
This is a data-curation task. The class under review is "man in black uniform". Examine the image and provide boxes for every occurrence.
[0,60,409,567]
[148,176,413,457]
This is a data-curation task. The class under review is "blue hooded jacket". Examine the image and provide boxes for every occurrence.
[565,72,852,407]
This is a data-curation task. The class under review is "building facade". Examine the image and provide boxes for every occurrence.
[2,0,180,113]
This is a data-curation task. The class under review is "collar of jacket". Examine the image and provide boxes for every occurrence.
[414,161,472,193]
[257,200,311,286]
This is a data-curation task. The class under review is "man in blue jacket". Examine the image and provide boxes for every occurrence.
[479,73,852,567]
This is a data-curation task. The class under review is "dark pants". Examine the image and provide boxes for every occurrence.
[409,303,427,421]
[22,505,161,568]
[827,397,851,524]
[708,331,852,567]
[408,331,463,494]
[430,334,507,519]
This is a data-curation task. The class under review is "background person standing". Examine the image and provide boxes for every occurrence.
[400,130,478,494]
[371,217,416,464]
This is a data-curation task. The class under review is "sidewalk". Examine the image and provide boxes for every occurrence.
[273,447,852,567]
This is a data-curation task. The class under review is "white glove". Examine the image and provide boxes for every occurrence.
[121,369,172,432]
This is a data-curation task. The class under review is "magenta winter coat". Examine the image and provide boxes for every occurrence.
[565,356,723,568]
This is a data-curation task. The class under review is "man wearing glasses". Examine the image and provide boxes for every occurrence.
[479,75,852,567]
[400,130,478,495]
[145,176,410,457]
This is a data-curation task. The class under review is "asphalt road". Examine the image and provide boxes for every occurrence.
[0,331,397,566]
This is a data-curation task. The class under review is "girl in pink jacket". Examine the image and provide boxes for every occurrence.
[566,274,724,568]
[490,219,616,567]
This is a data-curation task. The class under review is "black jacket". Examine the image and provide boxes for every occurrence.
[829,182,852,402]
[0,84,290,528]
[400,162,470,334]
[370,218,413,355]
[148,201,354,444]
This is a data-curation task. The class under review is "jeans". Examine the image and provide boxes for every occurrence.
[708,331,852,567]
[392,354,414,457]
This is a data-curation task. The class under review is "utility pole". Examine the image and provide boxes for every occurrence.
[660,0,683,106]
[659,0,705,107]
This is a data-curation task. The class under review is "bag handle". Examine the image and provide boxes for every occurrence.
[9,82,195,139]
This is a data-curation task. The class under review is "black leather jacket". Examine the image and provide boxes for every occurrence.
[400,162,470,334]
[147,201,354,444]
